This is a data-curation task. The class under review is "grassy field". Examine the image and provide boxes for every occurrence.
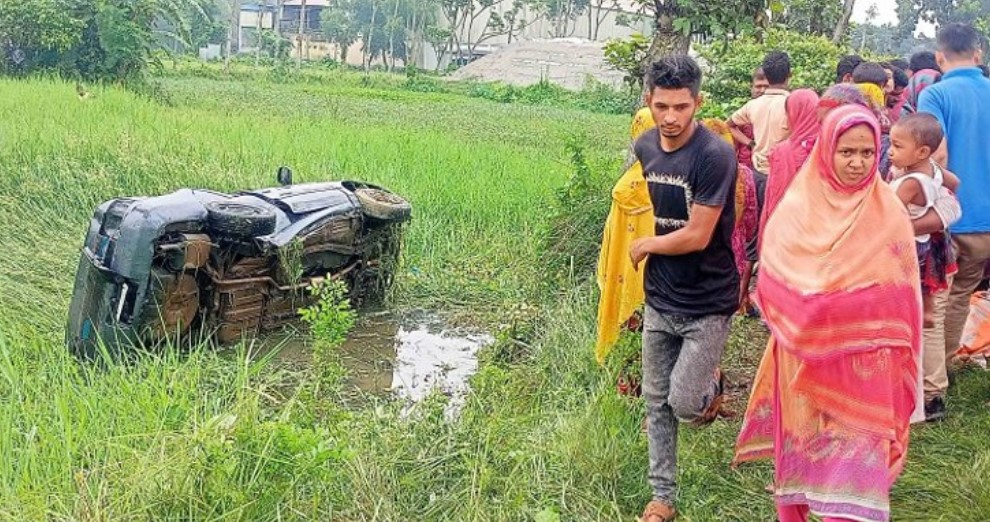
[1,70,989,521]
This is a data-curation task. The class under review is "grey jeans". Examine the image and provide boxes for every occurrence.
[642,306,732,504]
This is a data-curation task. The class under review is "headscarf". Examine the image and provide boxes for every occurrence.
[735,105,920,521]
[762,89,821,232]
[857,82,887,109]
[595,108,655,363]
[702,118,758,279]
[818,84,869,112]
[900,68,941,118]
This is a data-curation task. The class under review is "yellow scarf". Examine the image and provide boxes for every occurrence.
[595,107,655,363]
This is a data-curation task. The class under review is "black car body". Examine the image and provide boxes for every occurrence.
[66,176,410,359]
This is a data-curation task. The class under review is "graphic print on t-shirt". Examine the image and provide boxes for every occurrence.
[644,172,693,232]
[632,125,741,317]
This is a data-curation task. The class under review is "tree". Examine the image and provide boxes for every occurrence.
[529,0,590,37]
[636,0,768,70]
[587,0,622,40]
[859,3,878,50]
[898,0,990,39]
[437,0,538,67]
[0,0,213,82]
[0,0,85,73]
[320,1,359,61]
[833,0,857,44]
[770,0,843,37]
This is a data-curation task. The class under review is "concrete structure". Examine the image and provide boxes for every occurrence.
[448,38,626,89]
[230,0,652,84]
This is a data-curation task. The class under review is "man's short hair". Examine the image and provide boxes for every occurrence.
[836,55,864,82]
[753,67,766,81]
[980,64,990,78]
[937,23,982,59]
[890,58,910,71]
[909,51,939,73]
[891,67,910,89]
[894,113,944,151]
[646,55,703,97]
[852,62,888,87]
[761,51,791,84]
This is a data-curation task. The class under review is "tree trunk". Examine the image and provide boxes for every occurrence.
[641,14,691,94]
[296,0,306,70]
[366,0,379,72]
[225,0,242,72]
[833,0,856,44]
[255,2,263,65]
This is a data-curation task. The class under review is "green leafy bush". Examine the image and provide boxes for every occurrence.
[542,137,615,282]
[697,29,846,114]
[603,33,650,90]
[299,279,356,349]
[0,0,211,84]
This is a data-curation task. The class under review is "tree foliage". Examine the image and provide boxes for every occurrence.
[769,0,843,37]
[0,0,213,82]
[696,29,847,116]
[898,0,990,37]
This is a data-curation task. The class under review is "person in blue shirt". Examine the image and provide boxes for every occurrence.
[918,22,990,420]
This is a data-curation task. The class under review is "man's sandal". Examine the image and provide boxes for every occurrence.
[640,500,677,522]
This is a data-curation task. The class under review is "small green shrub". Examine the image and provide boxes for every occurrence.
[299,279,356,349]
[402,68,446,93]
[542,137,614,282]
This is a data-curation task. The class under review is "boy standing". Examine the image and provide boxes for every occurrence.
[630,55,739,522]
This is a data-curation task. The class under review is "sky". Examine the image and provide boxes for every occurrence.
[853,0,937,36]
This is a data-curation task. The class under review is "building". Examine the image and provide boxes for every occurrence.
[234,0,652,70]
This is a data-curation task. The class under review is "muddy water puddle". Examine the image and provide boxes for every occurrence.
[259,311,493,406]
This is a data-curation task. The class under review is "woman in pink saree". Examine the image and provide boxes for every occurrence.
[734,105,921,522]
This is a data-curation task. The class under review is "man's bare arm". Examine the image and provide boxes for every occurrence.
[630,203,723,269]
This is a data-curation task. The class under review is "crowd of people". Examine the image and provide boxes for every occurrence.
[595,21,990,522]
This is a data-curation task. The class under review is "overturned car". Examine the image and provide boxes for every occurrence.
[66,169,411,359]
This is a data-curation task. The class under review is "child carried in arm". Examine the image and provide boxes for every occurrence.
[888,112,960,328]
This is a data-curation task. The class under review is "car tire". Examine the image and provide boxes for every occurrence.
[206,202,277,238]
[355,188,411,221]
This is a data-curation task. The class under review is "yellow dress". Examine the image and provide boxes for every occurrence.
[595,108,655,363]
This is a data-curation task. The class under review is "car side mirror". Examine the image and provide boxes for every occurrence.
[277,166,293,186]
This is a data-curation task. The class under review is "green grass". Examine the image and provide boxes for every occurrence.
[1,71,989,521]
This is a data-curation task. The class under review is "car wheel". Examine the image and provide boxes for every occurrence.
[206,202,276,238]
[355,188,411,221]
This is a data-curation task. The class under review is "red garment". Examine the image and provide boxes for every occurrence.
[889,89,908,124]
[761,89,821,236]
[735,124,755,169]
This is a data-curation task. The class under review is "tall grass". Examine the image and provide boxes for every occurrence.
[1,74,989,521]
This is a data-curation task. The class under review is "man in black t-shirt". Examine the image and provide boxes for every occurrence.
[629,55,739,522]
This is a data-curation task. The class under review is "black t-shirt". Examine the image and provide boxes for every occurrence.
[633,125,739,316]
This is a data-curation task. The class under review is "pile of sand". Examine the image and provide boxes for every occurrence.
[448,38,626,90]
